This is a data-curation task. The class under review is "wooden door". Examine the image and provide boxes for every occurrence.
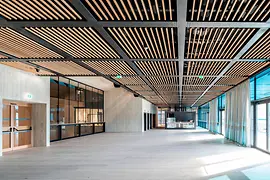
[2,101,32,152]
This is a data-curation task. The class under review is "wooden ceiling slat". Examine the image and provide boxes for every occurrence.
[83,61,135,75]
[243,0,259,21]
[127,0,137,20]
[85,0,103,20]
[113,0,126,20]
[155,0,161,20]
[100,0,114,20]
[145,28,158,58]
[0,27,62,58]
[242,29,270,59]
[134,0,143,20]
[120,0,132,20]
[135,28,150,58]
[27,27,119,59]
[188,0,270,22]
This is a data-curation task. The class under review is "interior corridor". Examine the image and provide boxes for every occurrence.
[0,128,270,180]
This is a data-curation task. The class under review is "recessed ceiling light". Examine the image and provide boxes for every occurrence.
[144,46,149,50]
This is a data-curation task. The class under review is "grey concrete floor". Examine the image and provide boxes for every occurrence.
[1,128,270,180]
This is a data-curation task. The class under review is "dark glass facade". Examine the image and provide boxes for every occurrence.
[50,76,105,142]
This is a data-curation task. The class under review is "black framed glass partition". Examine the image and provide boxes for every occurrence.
[50,76,105,142]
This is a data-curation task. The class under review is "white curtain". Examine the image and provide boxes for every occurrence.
[209,98,218,133]
[225,80,251,146]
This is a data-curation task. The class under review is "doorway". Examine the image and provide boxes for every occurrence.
[2,101,32,152]
[144,113,147,131]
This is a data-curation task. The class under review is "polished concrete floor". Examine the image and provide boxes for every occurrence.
[1,128,270,180]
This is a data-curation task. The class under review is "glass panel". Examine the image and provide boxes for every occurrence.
[14,106,31,127]
[59,77,69,124]
[77,84,85,107]
[256,103,267,150]
[70,80,78,124]
[256,69,270,100]
[250,78,255,101]
[50,77,58,124]
[50,125,60,141]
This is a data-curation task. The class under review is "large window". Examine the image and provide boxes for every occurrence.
[198,103,209,129]
[50,76,104,124]
[250,67,270,101]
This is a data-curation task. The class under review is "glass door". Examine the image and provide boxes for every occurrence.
[256,103,267,151]
[2,101,32,152]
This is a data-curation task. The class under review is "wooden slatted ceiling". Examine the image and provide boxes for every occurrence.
[138,91,157,96]
[183,77,215,85]
[184,61,229,75]
[31,61,95,76]
[183,85,207,92]
[83,0,176,21]
[0,61,54,75]
[147,76,179,85]
[144,96,163,104]
[83,61,135,75]
[160,91,179,96]
[26,27,119,59]
[154,85,178,92]
[107,27,177,59]
[225,61,270,76]
[242,30,270,59]
[188,0,270,22]
[135,61,178,75]
[216,77,248,86]
[127,85,151,91]
[185,28,257,59]
[113,76,145,85]
[0,27,62,58]
[0,0,83,20]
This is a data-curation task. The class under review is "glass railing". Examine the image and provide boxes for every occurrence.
[50,122,105,142]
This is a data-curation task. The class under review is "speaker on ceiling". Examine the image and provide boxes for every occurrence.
[114,83,121,88]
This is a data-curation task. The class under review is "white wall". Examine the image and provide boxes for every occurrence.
[104,88,143,132]
[104,88,157,132]
[0,64,50,156]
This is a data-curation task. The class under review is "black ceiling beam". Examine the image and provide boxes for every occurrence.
[177,0,188,106]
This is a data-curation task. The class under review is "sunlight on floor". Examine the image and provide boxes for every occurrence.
[197,149,270,176]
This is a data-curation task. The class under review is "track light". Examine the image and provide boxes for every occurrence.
[35,68,40,72]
